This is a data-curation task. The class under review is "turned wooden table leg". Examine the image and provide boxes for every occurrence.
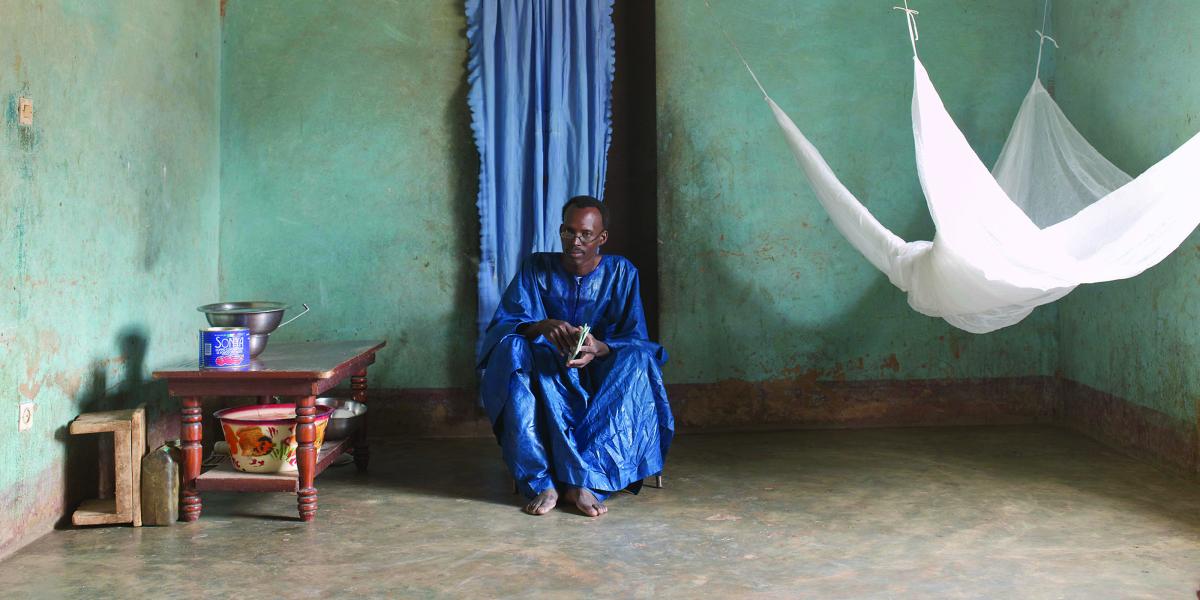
[180,396,203,522]
[351,370,369,472]
[296,395,318,522]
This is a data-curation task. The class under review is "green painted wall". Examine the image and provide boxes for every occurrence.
[656,0,1057,384]
[220,0,1061,389]
[0,0,220,555]
[218,1,478,389]
[1053,1,1200,425]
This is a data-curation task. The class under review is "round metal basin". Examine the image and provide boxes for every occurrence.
[198,302,289,357]
[315,397,367,440]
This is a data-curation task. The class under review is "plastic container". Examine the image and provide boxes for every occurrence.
[140,441,181,526]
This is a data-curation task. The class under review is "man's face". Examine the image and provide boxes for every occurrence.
[560,206,608,268]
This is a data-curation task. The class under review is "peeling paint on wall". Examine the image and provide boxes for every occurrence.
[0,1,220,560]
[1054,0,1200,427]
[218,1,478,390]
[655,0,1057,385]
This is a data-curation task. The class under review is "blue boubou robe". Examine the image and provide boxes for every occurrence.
[477,253,674,500]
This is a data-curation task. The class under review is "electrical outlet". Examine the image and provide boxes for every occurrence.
[18,402,35,432]
[17,97,32,126]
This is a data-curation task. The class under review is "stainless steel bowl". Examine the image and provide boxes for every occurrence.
[198,301,288,333]
[197,301,308,357]
[248,333,270,358]
[316,397,367,440]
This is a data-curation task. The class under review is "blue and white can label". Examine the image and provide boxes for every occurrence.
[199,327,250,368]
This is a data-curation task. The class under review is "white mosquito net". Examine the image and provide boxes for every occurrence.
[755,6,1200,333]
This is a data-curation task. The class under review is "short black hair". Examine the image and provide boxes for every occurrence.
[562,195,608,229]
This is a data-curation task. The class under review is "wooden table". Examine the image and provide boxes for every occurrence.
[153,340,386,522]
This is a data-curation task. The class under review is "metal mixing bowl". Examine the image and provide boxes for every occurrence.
[315,397,367,440]
[247,333,270,358]
[197,301,308,357]
[198,301,288,333]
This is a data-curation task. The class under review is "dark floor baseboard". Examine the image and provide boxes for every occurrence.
[363,387,492,438]
[353,376,1197,477]
[1059,379,1198,475]
[665,376,1060,431]
[357,376,1061,437]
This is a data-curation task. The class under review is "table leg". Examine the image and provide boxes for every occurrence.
[181,396,202,522]
[296,395,318,522]
[351,370,369,472]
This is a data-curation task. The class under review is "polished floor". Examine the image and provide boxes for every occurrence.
[1,426,1198,598]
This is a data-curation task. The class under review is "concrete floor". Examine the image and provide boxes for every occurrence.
[1,426,1198,599]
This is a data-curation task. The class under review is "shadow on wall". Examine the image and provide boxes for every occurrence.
[694,248,902,378]
[54,326,170,528]
[656,107,914,382]
[447,29,481,380]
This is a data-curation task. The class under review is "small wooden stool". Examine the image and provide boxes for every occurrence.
[69,406,145,527]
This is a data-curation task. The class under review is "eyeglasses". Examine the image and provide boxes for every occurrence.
[559,227,604,244]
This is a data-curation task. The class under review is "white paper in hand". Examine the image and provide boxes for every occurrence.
[569,324,591,362]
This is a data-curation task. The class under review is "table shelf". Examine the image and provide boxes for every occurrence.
[196,438,352,493]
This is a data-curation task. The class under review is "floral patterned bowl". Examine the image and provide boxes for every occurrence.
[214,404,333,473]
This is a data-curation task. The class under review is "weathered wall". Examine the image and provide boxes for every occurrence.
[1053,1,1200,423]
[1052,1,1200,456]
[656,0,1056,385]
[0,0,220,558]
[218,1,478,389]
[216,0,1069,438]
[221,0,1059,393]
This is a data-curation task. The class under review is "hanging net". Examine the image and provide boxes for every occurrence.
[751,4,1200,333]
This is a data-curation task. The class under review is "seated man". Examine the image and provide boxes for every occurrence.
[477,195,674,517]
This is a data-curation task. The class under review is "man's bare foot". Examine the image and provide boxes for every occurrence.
[523,488,558,515]
[562,486,607,517]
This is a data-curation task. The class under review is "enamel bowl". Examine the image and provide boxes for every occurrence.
[214,404,333,473]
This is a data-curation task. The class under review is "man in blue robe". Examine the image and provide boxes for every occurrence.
[477,195,674,517]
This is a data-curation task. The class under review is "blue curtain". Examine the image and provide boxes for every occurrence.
[466,0,616,339]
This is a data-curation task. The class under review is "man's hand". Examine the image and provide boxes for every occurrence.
[521,319,579,357]
[566,333,610,369]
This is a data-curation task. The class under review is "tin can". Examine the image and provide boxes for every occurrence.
[199,327,250,368]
